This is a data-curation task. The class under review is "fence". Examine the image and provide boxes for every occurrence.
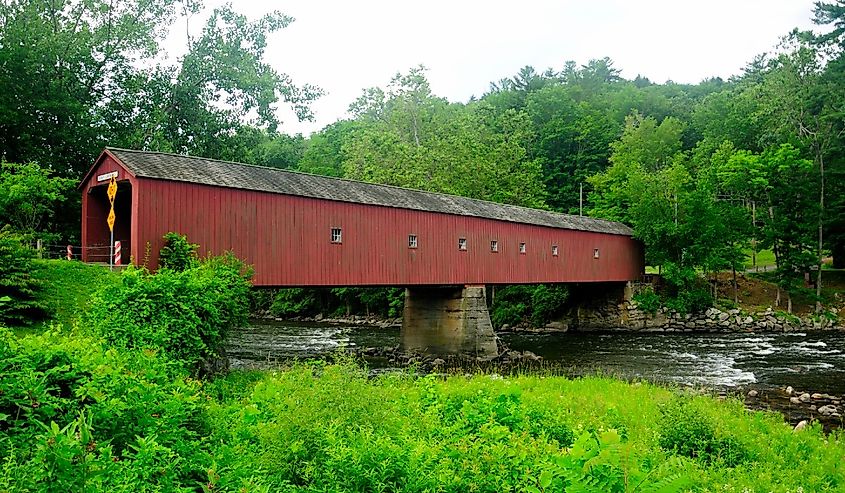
[36,242,131,265]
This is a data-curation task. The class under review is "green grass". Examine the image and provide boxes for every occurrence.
[5,327,845,492]
[195,363,845,492]
[26,259,120,332]
[743,248,776,270]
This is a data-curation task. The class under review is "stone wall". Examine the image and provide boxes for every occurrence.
[511,282,843,333]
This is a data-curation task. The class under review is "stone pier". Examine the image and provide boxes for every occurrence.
[400,285,498,357]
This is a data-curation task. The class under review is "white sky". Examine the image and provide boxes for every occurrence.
[163,0,818,136]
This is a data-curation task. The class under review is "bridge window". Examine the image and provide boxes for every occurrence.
[490,240,498,252]
[519,242,526,254]
[458,238,467,251]
[594,248,600,259]
[409,234,417,248]
[552,245,559,257]
[331,227,342,243]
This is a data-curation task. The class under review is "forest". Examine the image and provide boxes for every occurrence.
[3,2,845,491]
[1,0,844,315]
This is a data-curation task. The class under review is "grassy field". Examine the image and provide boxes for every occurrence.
[17,260,120,335]
[743,249,776,270]
[4,329,845,492]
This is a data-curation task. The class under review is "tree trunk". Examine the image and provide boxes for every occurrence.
[787,291,793,314]
[816,147,824,313]
[732,266,738,305]
[751,201,757,272]
[776,286,781,307]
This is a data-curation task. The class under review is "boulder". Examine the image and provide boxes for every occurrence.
[799,393,812,403]
[818,405,838,416]
[793,420,808,431]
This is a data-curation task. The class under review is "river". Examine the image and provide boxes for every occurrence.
[227,320,845,395]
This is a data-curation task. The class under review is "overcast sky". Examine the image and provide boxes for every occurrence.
[164,0,819,136]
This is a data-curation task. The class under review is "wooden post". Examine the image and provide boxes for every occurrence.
[36,239,42,259]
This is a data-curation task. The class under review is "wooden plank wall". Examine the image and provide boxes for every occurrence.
[130,178,644,286]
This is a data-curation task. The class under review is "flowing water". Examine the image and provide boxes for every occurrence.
[227,320,845,394]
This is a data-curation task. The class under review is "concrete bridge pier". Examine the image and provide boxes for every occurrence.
[400,285,498,358]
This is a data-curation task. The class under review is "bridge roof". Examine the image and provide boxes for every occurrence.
[104,147,632,236]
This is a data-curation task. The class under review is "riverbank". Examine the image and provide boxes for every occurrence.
[5,326,845,492]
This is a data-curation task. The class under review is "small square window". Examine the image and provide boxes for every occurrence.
[331,227,342,243]
[409,234,418,248]
[490,240,498,253]
[552,245,559,257]
[458,238,467,251]
[594,248,600,259]
[519,242,526,254]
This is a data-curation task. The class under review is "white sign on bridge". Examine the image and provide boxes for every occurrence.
[97,171,118,182]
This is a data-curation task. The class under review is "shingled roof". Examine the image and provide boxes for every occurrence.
[103,147,632,236]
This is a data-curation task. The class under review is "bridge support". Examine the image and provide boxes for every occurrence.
[400,285,498,358]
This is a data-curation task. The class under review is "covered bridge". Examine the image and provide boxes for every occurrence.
[80,148,643,286]
[80,148,644,356]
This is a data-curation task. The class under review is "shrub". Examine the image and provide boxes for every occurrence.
[270,288,321,317]
[662,262,713,314]
[0,326,211,491]
[491,284,569,328]
[633,287,661,314]
[0,227,48,324]
[158,232,198,272]
[659,397,751,467]
[86,252,252,373]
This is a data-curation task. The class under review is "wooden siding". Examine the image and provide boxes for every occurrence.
[129,178,643,286]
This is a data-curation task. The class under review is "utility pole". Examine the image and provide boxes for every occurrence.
[579,183,583,217]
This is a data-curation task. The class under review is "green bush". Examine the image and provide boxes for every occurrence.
[0,227,48,324]
[269,287,405,319]
[659,397,751,467]
[633,286,661,314]
[270,287,321,317]
[158,232,198,272]
[491,284,569,327]
[0,327,209,492]
[662,262,713,314]
[86,253,252,373]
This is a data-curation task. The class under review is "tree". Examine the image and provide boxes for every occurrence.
[116,5,322,161]
[342,68,546,208]
[0,0,189,175]
[0,228,48,324]
[758,34,844,310]
[299,121,358,177]
[813,0,845,47]
[0,162,77,241]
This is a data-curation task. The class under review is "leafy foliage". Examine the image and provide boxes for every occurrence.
[86,253,252,373]
[633,287,661,315]
[158,232,199,272]
[659,397,752,467]
[0,162,78,242]
[0,228,48,324]
[490,284,569,327]
[268,287,405,318]
[0,326,209,491]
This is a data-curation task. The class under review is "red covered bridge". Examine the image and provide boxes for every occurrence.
[80,148,644,356]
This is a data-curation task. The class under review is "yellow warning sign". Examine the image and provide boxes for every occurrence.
[106,177,117,232]
[107,178,117,202]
